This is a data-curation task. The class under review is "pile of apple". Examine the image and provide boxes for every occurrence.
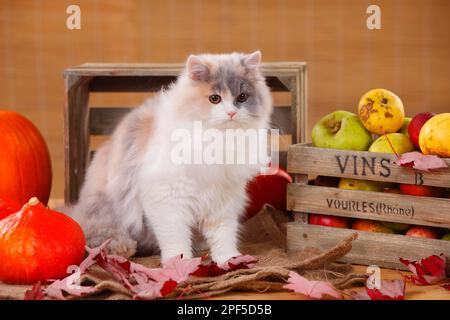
[309,88,450,241]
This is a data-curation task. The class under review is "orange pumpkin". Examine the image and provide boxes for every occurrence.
[0,196,21,220]
[0,111,52,204]
[0,197,86,284]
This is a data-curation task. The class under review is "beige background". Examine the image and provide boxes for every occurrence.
[0,0,449,199]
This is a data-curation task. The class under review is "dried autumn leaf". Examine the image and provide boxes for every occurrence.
[83,247,199,299]
[351,279,405,300]
[96,255,134,289]
[79,239,111,273]
[394,152,448,172]
[283,271,342,299]
[190,254,257,277]
[93,249,198,299]
[45,271,96,300]
[160,279,178,297]
[131,280,162,300]
[349,290,371,300]
[367,279,406,300]
[399,254,446,285]
[221,254,258,271]
[134,255,202,283]
[190,262,226,277]
[129,269,177,300]
[24,282,45,300]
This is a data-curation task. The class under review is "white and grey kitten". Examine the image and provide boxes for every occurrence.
[71,51,273,264]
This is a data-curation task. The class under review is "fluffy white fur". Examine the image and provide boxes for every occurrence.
[71,51,273,264]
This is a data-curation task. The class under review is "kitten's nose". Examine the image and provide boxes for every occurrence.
[227,111,237,119]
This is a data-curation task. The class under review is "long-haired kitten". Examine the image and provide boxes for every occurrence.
[71,51,273,264]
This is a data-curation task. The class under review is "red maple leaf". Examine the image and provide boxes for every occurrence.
[221,254,257,270]
[190,262,227,277]
[24,282,45,300]
[96,255,134,289]
[394,152,448,172]
[399,254,446,285]
[131,280,163,300]
[160,279,178,296]
[351,279,405,300]
[367,279,405,300]
[283,271,342,299]
[190,254,257,277]
[45,271,97,300]
[79,239,111,273]
[145,255,202,283]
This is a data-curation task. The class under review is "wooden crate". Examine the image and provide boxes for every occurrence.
[63,62,307,205]
[286,143,450,273]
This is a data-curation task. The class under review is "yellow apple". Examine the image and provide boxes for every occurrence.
[338,178,384,192]
[358,89,405,135]
[419,113,450,157]
[369,133,415,155]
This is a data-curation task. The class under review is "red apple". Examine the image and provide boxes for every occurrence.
[408,112,436,148]
[405,226,440,239]
[244,167,292,221]
[400,184,446,198]
[352,219,394,233]
[308,214,352,228]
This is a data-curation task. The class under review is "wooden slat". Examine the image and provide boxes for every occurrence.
[287,223,450,273]
[63,62,306,77]
[287,184,450,228]
[89,76,176,92]
[64,75,91,204]
[88,75,292,92]
[64,63,307,93]
[288,144,450,188]
[89,107,130,135]
[89,106,294,136]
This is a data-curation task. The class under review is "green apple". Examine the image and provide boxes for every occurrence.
[398,117,412,136]
[312,111,372,151]
[338,178,384,192]
[369,133,415,154]
[442,233,450,241]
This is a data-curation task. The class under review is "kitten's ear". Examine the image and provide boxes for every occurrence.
[244,51,262,69]
[186,55,210,81]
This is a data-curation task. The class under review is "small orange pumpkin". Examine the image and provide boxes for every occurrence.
[0,197,86,284]
[0,111,52,204]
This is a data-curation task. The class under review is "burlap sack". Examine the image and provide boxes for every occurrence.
[0,205,366,300]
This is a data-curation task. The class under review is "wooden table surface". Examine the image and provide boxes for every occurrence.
[210,265,450,300]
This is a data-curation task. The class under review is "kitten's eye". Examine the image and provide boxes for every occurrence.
[209,94,222,104]
[237,93,248,103]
